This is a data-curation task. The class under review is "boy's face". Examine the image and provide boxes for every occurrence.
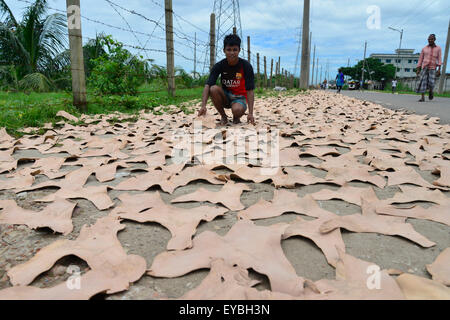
[224,45,240,64]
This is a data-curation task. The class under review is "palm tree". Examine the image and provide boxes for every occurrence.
[0,0,67,91]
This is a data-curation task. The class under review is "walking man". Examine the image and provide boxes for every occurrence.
[391,79,397,94]
[416,34,442,102]
[336,69,344,93]
[198,34,255,125]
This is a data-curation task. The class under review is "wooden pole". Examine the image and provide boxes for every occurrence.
[257,53,260,88]
[66,0,87,112]
[210,13,216,71]
[233,27,237,35]
[247,36,251,63]
[270,58,274,88]
[264,56,267,88]
[275,62,279,87]
[438,19,450,94]
[300,0,310,89]
[164,0,175,97]
[311,44,316,87]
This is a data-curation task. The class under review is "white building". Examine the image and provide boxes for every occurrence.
[370,49,420,78]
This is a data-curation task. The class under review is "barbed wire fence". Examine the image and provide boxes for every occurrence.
[15,0,299,110]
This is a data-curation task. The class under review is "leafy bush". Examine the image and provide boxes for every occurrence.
[18,73,53,92]
[88,36,146,95]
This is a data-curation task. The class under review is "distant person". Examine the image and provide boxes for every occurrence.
[391,79,397,94]
[416,34,442,102]
[198,34,255,125]
[336,69,344,93]
[323,79,328,90]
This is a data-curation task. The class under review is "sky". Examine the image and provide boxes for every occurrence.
[5,0,450,84]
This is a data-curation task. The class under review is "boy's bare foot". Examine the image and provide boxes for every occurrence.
[418,98,425,102]
[233,117,241,124]
[220,116,228,125]
[429,91,434,100]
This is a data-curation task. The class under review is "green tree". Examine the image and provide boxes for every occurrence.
[0,0,67,91]
[88,35,147,95]
[341,58,395,82]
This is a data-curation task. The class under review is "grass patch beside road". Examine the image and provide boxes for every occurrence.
[0,86,307,137]
[0,86,203,137]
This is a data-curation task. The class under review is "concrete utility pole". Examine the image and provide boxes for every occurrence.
[275,61,279,87]
[264,56,267,88]
[66,0,87,112]
[438,19,450,94]
[164,0,175,97]
[361,41,367,90]
[233,26,237,35]
[210,13,216,71]
[270,58,273,88]
[315,57,319,86]
[299,0,310,89]
[257,53,260,88]
[311,44,316,86]
[307,31,312,86]
[320,64,322,85]
[247,36,251,63]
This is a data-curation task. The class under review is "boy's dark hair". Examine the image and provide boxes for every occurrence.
[223,34,241,49]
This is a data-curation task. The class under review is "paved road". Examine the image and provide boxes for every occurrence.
[341,90,450,124]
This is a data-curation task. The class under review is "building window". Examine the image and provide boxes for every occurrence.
[395,59,401,63]
[386,59,392,63]
[413,68,417,73]
[414,60,418,63]
[397,68,401,72]
[405,68,411,72]
[408,60,412,63]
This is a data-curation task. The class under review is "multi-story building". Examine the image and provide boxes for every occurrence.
[370,49,420,78]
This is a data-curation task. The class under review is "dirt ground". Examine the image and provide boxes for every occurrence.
[0,92,449,299]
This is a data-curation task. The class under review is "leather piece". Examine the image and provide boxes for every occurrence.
[238,190,335,220]
[426,248,450,286]
[2,216,146,299]
[117,193,227,250]
[171,180,251,211]
[395,273,450,300]
[0,198,76,235]
[148,220,305,296]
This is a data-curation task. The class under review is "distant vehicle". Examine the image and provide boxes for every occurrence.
[328,80,337,89]
[348,80,361,90]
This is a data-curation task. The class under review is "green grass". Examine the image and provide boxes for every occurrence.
[0,85,203,137]
[0,85,308,137]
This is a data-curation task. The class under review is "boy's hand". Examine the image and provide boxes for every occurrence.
[436,70,441,77]
[247,113,256,125]
[416,68,421,76]
[198,107,207,117]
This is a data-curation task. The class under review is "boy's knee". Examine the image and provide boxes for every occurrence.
[231,104,245,116]
[209,85,221,95]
